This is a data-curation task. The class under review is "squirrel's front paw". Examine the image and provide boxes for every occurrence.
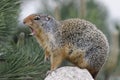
[46,70,55,76]
[44,56,50,63]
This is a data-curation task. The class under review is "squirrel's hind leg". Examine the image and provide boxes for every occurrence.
[68,49,88,68]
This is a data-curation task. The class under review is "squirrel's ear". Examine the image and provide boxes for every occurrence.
[45,16,51,21]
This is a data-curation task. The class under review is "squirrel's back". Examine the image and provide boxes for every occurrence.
[57,18,109,71]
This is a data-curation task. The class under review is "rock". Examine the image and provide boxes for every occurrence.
[44,66,94,80]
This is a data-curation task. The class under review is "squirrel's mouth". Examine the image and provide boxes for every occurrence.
[29,27,36,35]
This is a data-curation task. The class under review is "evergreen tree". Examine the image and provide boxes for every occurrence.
[0,1,49,80]
[0,0,19,52]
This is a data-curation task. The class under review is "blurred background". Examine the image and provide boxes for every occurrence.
[0,0,120,80]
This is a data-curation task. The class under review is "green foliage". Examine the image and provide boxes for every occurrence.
[114,24,120,74]
[0,1,49,80]
[59,0,109,35]
[85,0,108,34]
[0,0,20,55]
[0,34,49,80]
[60,1,78,19]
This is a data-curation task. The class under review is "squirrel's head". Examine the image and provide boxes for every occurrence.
[23,14,55,35]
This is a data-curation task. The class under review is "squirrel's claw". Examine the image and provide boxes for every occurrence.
[46,70,52,76]
[46,70,56,76]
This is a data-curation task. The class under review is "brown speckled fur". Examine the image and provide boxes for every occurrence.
[23,14,109,79]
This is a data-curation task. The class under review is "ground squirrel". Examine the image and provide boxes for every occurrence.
[23,14,109,78]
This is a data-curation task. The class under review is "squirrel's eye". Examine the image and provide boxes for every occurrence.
[34,16,40,20]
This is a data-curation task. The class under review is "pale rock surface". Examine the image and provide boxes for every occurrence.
[45,66,94,80]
